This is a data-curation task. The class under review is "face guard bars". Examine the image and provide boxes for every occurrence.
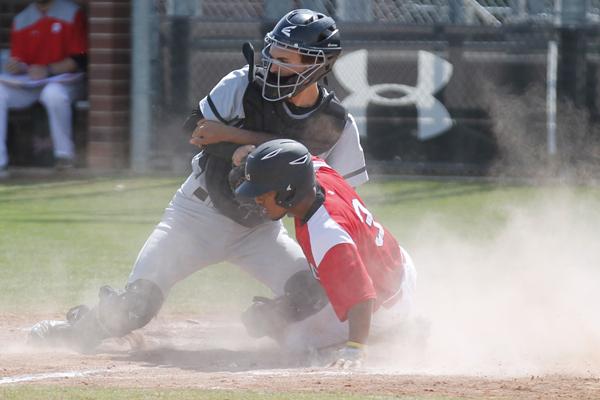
[259,35,328,102]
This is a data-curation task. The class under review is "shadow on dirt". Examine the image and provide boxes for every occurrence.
[110,346,299,373]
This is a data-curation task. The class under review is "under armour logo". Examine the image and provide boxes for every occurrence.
[281,26,297,37]
[333,50,453,141]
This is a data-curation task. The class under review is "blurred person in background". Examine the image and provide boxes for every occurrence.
[0,0,87,178]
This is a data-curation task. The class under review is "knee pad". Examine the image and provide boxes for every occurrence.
[284,270,329,322]
[96,279,164,337]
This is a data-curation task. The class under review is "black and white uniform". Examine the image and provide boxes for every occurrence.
[128,65,368,304]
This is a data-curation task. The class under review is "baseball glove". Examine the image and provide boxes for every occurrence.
[240,270,329,340]
[228,163,246,192]
[241,295,291,340]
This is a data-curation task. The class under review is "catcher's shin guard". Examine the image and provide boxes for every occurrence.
[94,279,164,337]
[28,279,164,352]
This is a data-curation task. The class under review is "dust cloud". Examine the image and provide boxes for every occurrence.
[483,79,600,180]
[370,77,600,377]
[376,190,600,376]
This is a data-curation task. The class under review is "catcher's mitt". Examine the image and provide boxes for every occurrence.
[228,163,246,192]
[240,270,329,339]
[241,295,291,339]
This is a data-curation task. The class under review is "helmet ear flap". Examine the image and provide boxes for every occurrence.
[275,186,296,208]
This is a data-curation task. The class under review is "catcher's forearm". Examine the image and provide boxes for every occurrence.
[347,299,374,345]
[223,126,278,145]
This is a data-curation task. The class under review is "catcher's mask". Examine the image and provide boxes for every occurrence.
[235,139,315,209]
[257,9,342,101]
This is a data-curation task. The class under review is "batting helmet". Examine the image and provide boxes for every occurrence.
[258,9,342,101]
[235,139,315,208]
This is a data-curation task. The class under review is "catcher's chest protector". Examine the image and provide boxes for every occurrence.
[242,74,347,155]
[204,73,347,228]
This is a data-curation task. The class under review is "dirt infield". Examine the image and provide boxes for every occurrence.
[2,313,599,399]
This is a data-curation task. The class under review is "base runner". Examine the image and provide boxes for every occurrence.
[235,139,417,368]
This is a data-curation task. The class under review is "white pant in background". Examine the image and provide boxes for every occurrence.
[0,80,85,167]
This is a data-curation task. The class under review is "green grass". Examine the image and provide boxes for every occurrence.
[0,387,459,400]
[3,175,597,400]
[1,175,599,314]
[358,177,600,244]
[0,177,272,313]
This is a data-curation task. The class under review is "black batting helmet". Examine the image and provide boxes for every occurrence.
[257,9,342,101]
[235,139,315,208]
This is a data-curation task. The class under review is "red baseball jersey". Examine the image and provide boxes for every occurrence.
[10,1,87,66]
[294,159,405,321]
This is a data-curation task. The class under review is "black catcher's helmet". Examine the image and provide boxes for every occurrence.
[257,9,342,101]
[235,139,315,208]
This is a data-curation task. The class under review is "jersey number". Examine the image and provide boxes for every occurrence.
[352,199,384,246]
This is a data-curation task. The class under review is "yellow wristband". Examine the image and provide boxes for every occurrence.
[346,341,366,349]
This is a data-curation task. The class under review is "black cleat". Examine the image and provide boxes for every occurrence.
[28,305,101,352]
[28,320,75,348]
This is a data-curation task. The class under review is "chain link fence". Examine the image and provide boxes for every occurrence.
[149,0,600,176]
[153,0,596,24]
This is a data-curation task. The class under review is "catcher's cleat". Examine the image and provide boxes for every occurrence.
[28,304,98,352]
[28,320,75,348]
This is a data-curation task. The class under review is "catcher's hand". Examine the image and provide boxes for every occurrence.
[327,342,366,369]
[190,119,236,146]
[232,145,255,166]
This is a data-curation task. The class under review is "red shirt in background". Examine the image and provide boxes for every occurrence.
[10,0,87,66]
[294,159,406,322]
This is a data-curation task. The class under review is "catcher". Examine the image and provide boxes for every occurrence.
[235,139,417,368]
[28,9,368,355]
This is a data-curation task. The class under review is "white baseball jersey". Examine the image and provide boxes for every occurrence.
[198,65,368,187]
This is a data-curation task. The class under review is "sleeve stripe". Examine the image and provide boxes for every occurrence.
[206,94,243,126]
[313,160,328,170]
[343,166,367,180]
[206,94,228,124]
[308,206,355,266]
